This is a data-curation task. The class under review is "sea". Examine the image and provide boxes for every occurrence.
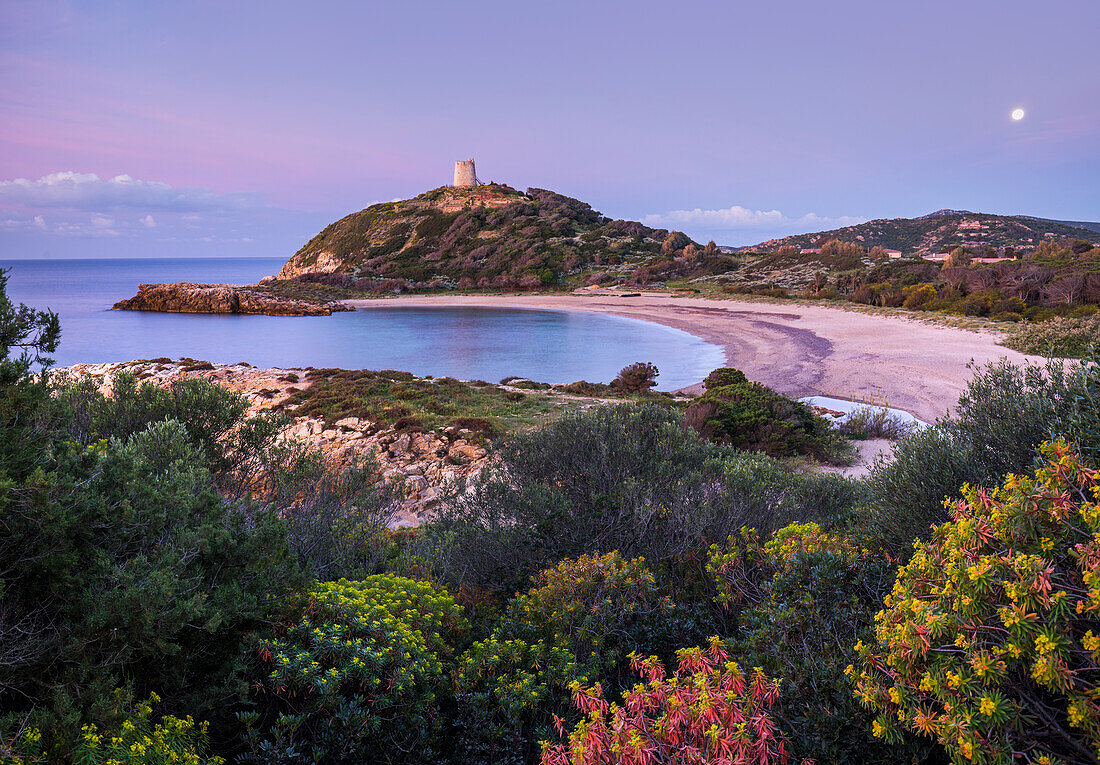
[0,258,725,390]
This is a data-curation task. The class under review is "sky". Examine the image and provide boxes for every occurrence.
[1,0,1098,258]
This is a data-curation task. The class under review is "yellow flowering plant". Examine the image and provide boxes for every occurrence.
[849,442,1100,764]
[246,575,467,764]
[12,693,222,765]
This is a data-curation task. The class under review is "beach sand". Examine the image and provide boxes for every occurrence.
[346,293,1042,423]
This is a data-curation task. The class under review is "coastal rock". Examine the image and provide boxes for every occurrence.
[112,282,351,316]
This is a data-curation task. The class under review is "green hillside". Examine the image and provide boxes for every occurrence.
[747,211,1100,256]
[276,184,696,290]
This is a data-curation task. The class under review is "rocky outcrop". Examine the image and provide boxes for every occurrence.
[55,360,491,527]
[113,282,351,316]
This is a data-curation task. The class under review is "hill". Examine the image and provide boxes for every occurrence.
[746,211,1100,256]
[276,184,696,290]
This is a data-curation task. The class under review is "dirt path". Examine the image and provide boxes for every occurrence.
[345,294,1043,423]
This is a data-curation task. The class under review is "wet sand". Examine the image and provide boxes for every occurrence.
[345,293,1042,423]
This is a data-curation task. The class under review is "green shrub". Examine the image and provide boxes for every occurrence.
[850,442,1100,763]
[13,693,223,765]
[861,357,1100,556]
[420,404,858,594]
[1002,315,1100,358]
[684,367,849,462]
[451,553,684,764]
[708,524,929,763]
[0,419,304,746]
[244,576,467,764]
[611,361,658,393]
[452,637,578,765]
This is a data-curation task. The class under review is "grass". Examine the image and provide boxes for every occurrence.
[278,368,652,438]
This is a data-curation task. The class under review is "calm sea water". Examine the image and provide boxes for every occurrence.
[0,258,724,390]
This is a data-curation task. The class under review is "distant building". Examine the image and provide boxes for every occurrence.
[453,159,477,187]
[924,252,949,261]
[884,249,903,258]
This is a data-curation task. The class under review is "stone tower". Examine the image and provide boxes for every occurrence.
[453,159,477,187]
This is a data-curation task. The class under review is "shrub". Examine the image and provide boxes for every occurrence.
[12,693,223,764]
[245,576,467,764]
[684,368,849,462]
[708,524,925,763]
[497,553,681,683]
[452,553,682,765]
[452,637,578,765]
[1002,315,1100,358]
[541,639,807,765]
[611,361,658,393]
[861,357,1100,555]
[839,403,916,440]
[0,419,303,746]
[850,442,1100,763]
[420,404,857,593]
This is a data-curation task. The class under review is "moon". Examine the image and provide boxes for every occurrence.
[1011,108,1025,121]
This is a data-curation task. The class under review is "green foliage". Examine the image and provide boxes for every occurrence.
[244,576,467,764]
[684,367,850,462]
[421,404,858,594]
[452,636,578,765]
[861,357,1100,555]
[1003,314,1100,358]
[708,524,929,763]
[13,693,223,765]
[851,442,1100,764]
[0,417,303,746]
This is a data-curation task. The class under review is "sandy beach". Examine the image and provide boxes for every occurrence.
[346,293,1042,423]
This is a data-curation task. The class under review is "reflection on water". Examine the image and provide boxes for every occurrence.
[2,258,725,390]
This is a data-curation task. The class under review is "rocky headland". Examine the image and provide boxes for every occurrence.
[56,359,490,526]
[112,282,352,316]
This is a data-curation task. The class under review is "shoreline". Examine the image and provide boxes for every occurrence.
[346,293,1042,423]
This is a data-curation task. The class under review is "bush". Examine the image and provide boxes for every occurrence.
[452,553,685,765]
[838,403,916,440]
[850,442,1100,763]
[0,418,304,747]
[1002,315,1100,358]
[244,576,467,764]
[542,639,806,765]
[420,404,857,593]
[611,361,658,393]
[12,693,223,764]
[861,357,1100,555]
[684,368,849,462]
[708,524,927,763]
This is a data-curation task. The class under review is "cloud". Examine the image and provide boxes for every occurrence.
[140,214,156,228]
[642,205,866,232]
[0,171,264,212]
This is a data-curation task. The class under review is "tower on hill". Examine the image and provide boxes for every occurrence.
[453,159,477,187]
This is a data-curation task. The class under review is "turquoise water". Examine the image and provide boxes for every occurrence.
[0,258,724,389]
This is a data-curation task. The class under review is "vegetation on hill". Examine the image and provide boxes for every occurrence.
[277,184,702,291]
[747,210,1100,257]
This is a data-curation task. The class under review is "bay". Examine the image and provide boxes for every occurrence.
[0,258,724,390]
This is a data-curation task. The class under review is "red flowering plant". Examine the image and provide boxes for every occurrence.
[849,441,1100,764]
[541,637,811,765]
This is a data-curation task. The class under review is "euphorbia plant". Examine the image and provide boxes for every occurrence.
[849,441,1100,764]
[541,637,810,765]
